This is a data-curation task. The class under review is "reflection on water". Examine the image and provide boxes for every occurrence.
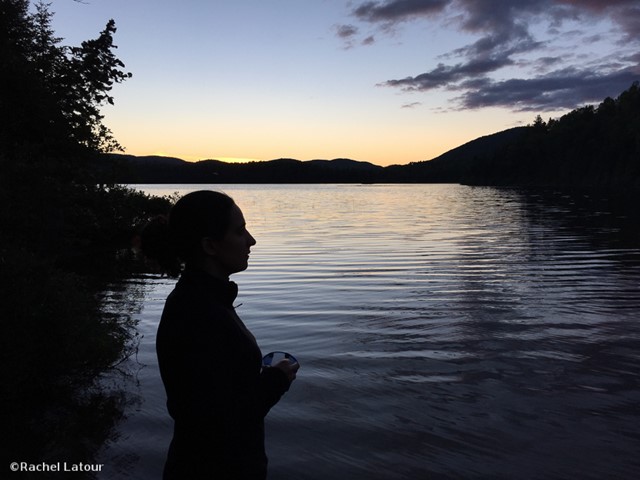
[98,185,640,479]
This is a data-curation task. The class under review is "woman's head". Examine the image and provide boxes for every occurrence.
[141,190,256,277]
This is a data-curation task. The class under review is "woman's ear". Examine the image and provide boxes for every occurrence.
[201,237,219,256]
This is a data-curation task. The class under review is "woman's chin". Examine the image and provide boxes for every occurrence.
[232,261,249,275]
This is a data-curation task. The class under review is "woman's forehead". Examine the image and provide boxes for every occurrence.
[229,204,245,224]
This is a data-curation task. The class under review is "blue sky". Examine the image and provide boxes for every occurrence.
[45,0,640,166]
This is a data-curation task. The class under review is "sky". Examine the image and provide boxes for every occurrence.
[44,0,640,166]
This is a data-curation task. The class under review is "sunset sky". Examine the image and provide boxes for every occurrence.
[46,0,639,166]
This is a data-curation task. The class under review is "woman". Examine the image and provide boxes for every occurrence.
[142,190,299,479]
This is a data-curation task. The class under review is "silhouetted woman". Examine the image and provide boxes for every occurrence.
[142,190,298,479]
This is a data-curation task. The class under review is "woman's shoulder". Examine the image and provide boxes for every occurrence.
[158,292,236,354]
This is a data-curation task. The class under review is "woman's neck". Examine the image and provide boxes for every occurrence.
[191,258,230,281]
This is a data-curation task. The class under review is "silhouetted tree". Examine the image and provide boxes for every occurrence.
[64,18,132,152]
[0,1,168,466]
[0,0,131,156]
[532,114,546,131]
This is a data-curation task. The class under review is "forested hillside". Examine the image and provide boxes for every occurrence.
[457,83,640,189]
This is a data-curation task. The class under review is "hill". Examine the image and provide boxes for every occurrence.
[95,155,385,184]
[92,128,532,185]
[383,127,529,183]
[457,83,640,189]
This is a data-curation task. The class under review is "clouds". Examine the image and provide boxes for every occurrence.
[456,68,640,111]
[335,24,359,39]
[340,0,640,111]
[334,24,376,48]
[353,0,448,23]
[401,101,422,109]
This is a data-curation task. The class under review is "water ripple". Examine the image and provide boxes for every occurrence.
[99,185,640,480]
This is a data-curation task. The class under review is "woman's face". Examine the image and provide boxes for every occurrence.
[208,204,257,277]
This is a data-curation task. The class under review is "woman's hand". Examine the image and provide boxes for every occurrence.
[273,359,300,383]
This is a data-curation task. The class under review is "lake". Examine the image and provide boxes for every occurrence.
[97,184,640,479]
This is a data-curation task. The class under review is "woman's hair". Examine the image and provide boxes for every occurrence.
[140,190,235,276]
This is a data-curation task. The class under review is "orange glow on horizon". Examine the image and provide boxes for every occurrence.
[112,107,539,167]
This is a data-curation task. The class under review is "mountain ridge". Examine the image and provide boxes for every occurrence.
[96,128,524,184]
[93,83,640,190]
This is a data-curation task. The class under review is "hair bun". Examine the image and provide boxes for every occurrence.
[140,215,181,276]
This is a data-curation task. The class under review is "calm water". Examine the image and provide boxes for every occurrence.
[97,184,640,479]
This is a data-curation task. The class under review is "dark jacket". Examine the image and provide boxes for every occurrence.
[156,267,290,479]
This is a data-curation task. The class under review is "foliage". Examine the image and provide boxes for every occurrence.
[0,0,131,155]
[0,0,170,466]
[0,153,171,464]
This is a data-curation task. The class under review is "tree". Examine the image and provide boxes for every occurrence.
[64,18,132,152]
[1,3,172,466]
[0,0,41,151]
[0,0,131,155]
[30,0,64,83]
[532,114,547,131]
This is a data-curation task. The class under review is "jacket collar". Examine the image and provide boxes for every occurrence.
[178,265,238,307]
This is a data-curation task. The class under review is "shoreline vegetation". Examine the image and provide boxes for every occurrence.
[1,0,171,472]
[98,82,639,191]
[1,0,638,474]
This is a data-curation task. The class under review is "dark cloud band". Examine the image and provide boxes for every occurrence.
[344,0,640,111]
